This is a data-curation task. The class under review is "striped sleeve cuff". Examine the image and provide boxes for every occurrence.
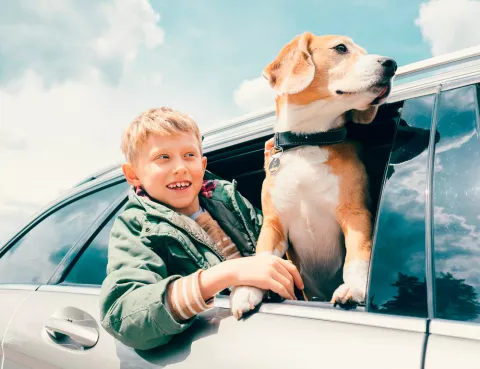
[166,270,214,322]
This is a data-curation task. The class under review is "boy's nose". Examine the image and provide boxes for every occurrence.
[173,165,187,175]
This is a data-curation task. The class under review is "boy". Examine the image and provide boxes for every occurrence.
[99,107,303,350]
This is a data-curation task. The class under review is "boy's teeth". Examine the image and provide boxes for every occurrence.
[168,182,190,189]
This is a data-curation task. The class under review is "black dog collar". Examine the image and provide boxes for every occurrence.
[268,127,348,175]
[274,127,347,151]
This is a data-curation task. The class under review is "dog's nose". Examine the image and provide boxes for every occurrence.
[379,58,397,76]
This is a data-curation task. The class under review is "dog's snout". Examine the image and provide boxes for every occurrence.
[378,58,397,75]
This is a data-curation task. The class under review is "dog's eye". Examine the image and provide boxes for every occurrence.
[334,44,348,53]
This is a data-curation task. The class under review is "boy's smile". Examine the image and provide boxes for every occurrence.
[122,131,207,216]
[166,181,192,190]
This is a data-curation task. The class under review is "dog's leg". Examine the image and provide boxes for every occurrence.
[230,139,289,319]
[331,155,373,306]
[331,209,372,305]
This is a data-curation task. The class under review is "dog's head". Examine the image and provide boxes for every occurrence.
[263,32,397,124]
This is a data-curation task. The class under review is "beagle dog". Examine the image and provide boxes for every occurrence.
[230,32,396,319]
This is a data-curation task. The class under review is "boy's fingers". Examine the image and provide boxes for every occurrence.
[269,279,294,300]
[272,269,295,299]
[280,259,304,290]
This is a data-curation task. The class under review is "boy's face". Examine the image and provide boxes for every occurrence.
[123,131,207,216]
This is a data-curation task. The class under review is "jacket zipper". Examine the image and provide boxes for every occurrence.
[184,228,226,264]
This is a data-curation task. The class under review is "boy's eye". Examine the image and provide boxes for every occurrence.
[185,152,196,157]
[156,154,169,160]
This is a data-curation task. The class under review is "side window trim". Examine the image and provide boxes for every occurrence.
[46,186,129,285]
[425,85,442,320]
[430,319,480,341]
[213,296,427,333]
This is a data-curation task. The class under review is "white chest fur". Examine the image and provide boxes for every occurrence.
[269,145,345,298]
[270,146,339,218]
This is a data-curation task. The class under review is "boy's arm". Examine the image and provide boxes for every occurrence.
[99,211,197,350]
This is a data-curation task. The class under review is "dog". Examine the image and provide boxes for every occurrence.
[230,32,396,319]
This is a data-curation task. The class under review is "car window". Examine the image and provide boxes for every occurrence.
[0,182,128,285]
[367,94,436,318]
[62,204,126,286]
[433,84,480,323]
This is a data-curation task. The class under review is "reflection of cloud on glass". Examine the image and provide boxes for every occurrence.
[369,94,435,317]
[435,129,476,154]
[432,84,480,321]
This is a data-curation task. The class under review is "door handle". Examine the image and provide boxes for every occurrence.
[44,306,99,349]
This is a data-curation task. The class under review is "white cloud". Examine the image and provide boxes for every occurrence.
[415,0,480,56]
[0,0,165,87]
[233,76,276,112]
[94,0,164,62]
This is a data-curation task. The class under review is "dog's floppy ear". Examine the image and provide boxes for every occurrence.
[348,106,379,124]
[263,32,315,95]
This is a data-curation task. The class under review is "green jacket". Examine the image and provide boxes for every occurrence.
[99,172,263,350]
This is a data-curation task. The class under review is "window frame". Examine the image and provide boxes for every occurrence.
[0,176,129,288]
[53,195,129,286]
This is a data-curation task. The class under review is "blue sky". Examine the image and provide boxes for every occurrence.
[1,0,480,243]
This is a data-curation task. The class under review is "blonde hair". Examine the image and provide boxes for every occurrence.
[121,107,202,163]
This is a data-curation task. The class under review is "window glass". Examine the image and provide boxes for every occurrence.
[433,84,480,322]
[368,94,436,318]
[62,204,126,285]
[0,182,128,285]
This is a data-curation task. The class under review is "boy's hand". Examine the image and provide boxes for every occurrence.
[229,255,304,300]
[227,255,304,319]
[199,254,304,302]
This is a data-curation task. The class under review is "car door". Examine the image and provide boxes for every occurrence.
[0,287,35,367]
[1,179,129,369]
[423,84,480,368]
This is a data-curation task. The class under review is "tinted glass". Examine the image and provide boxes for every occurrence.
[433,85,480,322]
[0,182,128,284]
[368,94,435,318]
[62,204,126,285]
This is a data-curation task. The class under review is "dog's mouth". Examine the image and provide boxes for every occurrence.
[370,83,391,105]
[336,82,391,105]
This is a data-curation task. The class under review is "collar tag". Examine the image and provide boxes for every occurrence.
[268,146,283,175]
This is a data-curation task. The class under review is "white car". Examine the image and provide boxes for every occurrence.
[1,46,480,369]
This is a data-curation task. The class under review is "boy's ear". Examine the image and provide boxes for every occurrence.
[122,162,142,187]
[201,156,207,173]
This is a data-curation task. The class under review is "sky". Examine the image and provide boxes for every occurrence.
[1,0,480,245]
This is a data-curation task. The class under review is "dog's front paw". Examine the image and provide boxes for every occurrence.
[331,283,365,305]
[230,286,265,320]
[331,259,369,305]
